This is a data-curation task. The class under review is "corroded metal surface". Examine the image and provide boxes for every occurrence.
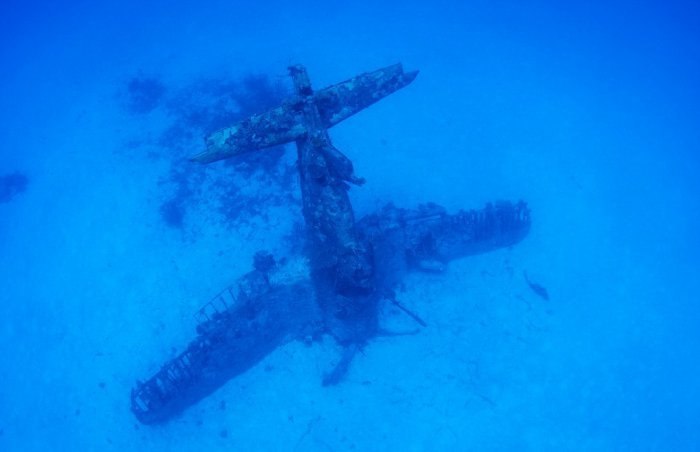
[191,64,418,163]
[131,202,530,424]
[132,63,530,425]
[288,64,377,345]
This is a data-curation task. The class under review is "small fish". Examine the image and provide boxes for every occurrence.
[523,271,549,301]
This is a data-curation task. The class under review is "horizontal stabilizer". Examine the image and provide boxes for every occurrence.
[190,64,418,164]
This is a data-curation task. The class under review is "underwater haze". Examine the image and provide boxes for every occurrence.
[1,0,699,450]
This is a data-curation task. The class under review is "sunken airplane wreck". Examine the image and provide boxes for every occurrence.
[131,64,531,424]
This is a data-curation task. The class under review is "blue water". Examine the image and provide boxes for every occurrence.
[1,1,699,450]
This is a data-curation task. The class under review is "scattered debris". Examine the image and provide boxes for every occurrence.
[121,72,293,232]
[0,172,28,204]
[294,416,321,451]
[523,271,549,300]
[323,345,359,387]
